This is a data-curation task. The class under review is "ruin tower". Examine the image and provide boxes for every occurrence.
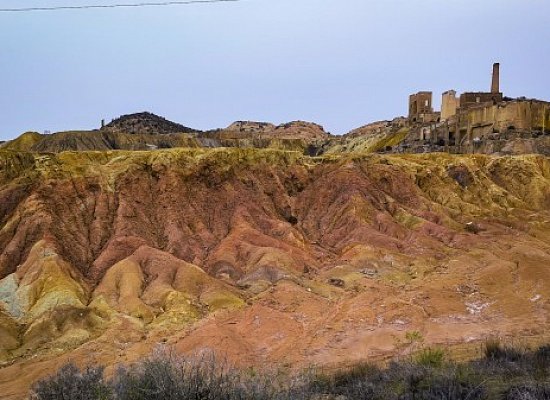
[408,92,438,123]
[491,63,500,94]
[441,90,460,121]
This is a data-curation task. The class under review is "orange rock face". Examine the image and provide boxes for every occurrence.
[1,148,550,398]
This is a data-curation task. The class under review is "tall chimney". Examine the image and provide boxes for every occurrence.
[491,62,500,94]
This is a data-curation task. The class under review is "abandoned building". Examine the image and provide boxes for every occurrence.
[408,91,440,124]
[406,63,550,150]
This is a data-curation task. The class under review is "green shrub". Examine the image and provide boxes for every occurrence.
[405,330,424,343]
[415,348,445,368]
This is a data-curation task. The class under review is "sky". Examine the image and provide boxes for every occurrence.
[1,0,549,140]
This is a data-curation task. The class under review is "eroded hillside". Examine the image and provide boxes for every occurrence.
[1,148,550,398]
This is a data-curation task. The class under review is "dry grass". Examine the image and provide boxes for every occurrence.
[31,342,550,400]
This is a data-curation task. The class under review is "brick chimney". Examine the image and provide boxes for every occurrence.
[491,63,500,94]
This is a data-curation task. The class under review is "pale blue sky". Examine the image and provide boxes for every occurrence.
[1,0,549,139]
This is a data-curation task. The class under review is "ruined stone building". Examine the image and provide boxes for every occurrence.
[408,91,440,124]
[441,90,459,121]
[407,63,550,150]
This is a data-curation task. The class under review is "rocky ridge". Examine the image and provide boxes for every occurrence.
[4,112,550,157]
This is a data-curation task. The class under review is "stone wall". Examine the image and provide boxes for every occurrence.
[441,90,460,121]
[409,92,434,122]
[461,100,549,135]
[459,92,503,108]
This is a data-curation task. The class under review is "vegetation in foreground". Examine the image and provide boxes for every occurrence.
[31,340,550,400]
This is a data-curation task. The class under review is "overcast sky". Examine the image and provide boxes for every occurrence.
[1,0,549,140]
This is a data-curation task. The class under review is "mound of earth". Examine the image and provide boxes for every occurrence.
[4,129,322,154]
[0,132,43,152]
[226,121,277,133]
[2,115,331,154]
[217,120,330,140]
[344,117,408,138]
[1,148,550,398]
[271,121,330,139]
[6,113,550,158]
[102,112,198,135]
[323,117,411,154]
[29,130,201,153]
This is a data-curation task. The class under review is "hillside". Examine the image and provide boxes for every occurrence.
[3,112,550,157]
[0,115,332,154]
[224,120,330,140]
[0,148,550,398]
[102,112,198,135]
[0,132,43,152]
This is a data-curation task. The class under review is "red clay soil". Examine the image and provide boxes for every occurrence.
[1,149,550,398]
